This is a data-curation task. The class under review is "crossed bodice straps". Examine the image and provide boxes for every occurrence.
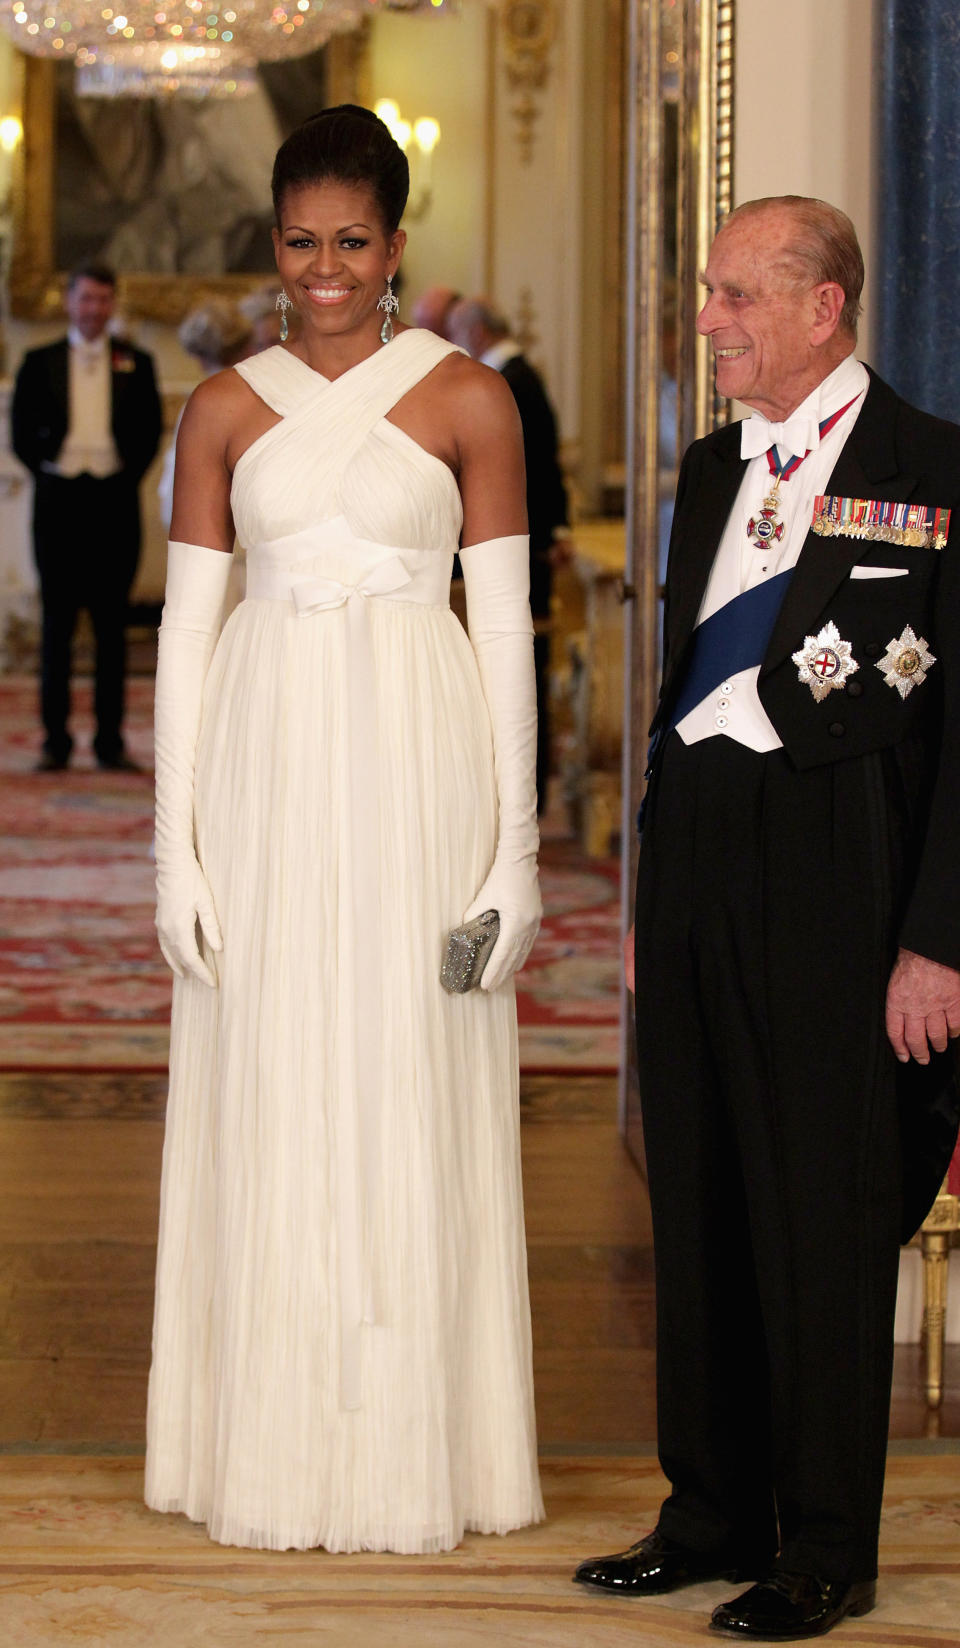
[231,331,464,553]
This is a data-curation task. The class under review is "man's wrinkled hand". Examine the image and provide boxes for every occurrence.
[624,924,635,995]
[885,946,960,1065]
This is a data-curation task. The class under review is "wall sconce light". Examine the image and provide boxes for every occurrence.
[374,98,441,221]
[0,114,23,376]
[0,116,24,156]
[0,113,23,219]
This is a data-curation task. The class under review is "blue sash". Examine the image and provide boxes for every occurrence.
[668,568,793,730]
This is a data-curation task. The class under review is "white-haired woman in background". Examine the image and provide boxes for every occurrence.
[157,300,253,529]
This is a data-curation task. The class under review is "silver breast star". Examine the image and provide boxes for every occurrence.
[876,626,936,699]
[792,621,859,702]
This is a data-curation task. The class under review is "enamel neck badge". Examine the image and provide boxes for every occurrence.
[747,395,862,556]
[792,622,859,701]
[747,481,786,553]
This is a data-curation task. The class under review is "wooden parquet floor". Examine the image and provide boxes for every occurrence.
[1,1071,958,1646]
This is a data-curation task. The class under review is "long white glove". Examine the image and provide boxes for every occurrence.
[154,540,233,986]
[460,534,541,991]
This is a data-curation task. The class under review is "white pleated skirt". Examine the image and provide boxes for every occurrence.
[144,596,544,1551]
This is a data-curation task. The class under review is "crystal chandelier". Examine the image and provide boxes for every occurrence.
[0,2,379,97]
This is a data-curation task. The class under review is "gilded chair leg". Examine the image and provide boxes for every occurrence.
[920,1229,949,1410]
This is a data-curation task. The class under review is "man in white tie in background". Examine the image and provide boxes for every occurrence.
[575,196,960,1639]
[446,298,570,812]
[12,263,162,770]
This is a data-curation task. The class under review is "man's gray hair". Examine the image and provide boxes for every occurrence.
[456,298,511,338]
[723,195,865,338]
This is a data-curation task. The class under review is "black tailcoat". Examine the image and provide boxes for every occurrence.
[10,335,162,762]
[11,336,162,488]
[499,352,568,619]
[498,351,568,812]
[648,367,960,1239]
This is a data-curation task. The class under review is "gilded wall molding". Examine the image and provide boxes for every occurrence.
[715,0,735,226]
[701,0,735,430]
[497,0,556,165]
[601,0,626,476]
[8,55,57,321]
[512,285,539,356]
[619,0,737,1151]
[673,0,737,449]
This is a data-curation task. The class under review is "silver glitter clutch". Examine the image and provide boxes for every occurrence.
[440,910,500,993]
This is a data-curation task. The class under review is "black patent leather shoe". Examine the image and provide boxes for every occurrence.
[96,752,142,773]
[34,751,69,772]
[574,1528,749,1595]
[710,1572,877,1639]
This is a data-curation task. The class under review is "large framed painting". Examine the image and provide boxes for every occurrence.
[8,29,369,322]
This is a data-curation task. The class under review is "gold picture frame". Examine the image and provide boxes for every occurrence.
[7,30,370,324]
[619,0,735,1159]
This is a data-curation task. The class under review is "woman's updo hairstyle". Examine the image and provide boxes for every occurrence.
[272,104,409,234]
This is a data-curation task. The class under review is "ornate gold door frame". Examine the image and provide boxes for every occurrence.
[619,0,734,1160]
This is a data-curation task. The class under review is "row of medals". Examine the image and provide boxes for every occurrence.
[748,478,936,703]
[813,518,947,549]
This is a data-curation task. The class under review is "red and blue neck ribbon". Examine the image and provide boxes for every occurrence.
[767,394,862,482]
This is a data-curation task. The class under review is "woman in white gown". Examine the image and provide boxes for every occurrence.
[145,105,544,1553]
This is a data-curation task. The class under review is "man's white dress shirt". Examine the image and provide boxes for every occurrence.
[480,337,523,372]
[676,353,869,752]
[53,327,122,479]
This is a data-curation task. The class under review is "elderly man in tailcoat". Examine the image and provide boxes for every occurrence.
[575,196,960,1640]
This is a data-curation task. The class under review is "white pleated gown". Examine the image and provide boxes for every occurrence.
[145,331,544,1552]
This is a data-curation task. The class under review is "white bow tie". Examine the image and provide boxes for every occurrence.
[73,340,105,364]
[740,409,821,465]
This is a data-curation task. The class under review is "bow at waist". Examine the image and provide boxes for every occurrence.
[245,520,452,613]
[248,557,423,614]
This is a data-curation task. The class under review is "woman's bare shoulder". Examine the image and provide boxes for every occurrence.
[432,351,521,432]
[178,365,262,441]
[184,365,252,412]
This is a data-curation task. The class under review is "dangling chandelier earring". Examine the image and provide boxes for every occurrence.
[377,275,399,344]
[276,289,293,343]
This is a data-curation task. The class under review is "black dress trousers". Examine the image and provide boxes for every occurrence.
[634,732,906,1584]
[33,471,140,763]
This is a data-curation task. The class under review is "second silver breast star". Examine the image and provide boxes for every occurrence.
[876,626,936,699]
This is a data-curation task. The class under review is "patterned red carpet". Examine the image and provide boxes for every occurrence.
[0,674,620,1073]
